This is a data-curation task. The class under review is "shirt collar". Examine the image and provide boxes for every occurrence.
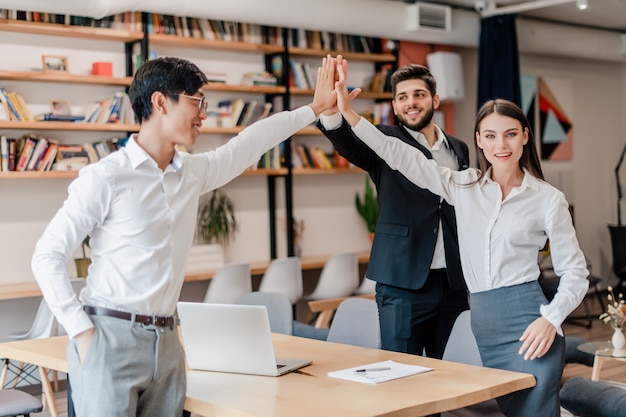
[405,124,450,151]
[126,134,184,172]
[479,167,541,191]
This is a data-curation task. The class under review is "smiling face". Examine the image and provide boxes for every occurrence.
[162,91,207,148]
[391,78,439,132]
[476,112,528,173]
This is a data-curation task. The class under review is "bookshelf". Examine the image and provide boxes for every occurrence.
[0,13,391,281]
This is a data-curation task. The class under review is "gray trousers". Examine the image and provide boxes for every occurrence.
[67,315,186,417]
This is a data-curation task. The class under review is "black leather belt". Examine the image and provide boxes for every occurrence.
[84,306,178,328]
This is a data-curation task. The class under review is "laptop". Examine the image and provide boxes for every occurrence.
[176,301,312,376]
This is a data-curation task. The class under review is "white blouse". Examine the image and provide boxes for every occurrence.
[352,117,589,330]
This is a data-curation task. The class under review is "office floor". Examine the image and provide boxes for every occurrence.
[27,293,624,417]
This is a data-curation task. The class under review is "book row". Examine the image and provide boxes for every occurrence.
[0,87,137,125]
[0,10,143,32]
[0,10,387,54]
[212,100,273,128]
[0,135,126,172]
[255,142,352,170]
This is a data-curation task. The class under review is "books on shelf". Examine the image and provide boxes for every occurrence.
[0,87,34,122]
[0,133,126,172]
[241,72,277,86]
[34,114,86,122]
[215,99,272,128]
[84,92,136,125]
[144,14,270,45]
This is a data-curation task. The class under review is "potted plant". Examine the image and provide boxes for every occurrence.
[197,189,238,246]
[189,189,237,273]
[74,236,91,278]
[355,176,379,240]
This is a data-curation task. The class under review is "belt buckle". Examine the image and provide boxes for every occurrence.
[153,316,167,327]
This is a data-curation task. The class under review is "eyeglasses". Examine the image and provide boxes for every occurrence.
[175,93,208,113]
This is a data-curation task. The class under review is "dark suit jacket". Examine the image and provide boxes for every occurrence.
[319,118,469,290]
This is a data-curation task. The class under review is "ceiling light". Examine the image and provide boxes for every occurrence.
[576,0,588,10]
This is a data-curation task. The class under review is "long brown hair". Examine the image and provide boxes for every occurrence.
[473,99,544,182]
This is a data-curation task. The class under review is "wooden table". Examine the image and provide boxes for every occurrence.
[0,334,535,417]
[0,252,371,300]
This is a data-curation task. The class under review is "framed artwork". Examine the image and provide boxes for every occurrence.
[42,55,69,73]
[49,100,71,115]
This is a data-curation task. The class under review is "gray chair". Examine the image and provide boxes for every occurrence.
[258,257,303,305]
[306,252,359,301]
[0,389,43,417]
[238,292,294,335]
[353,276,376,295]
[327,298,381,349]
[441,310,505,417]
[203,262,252,304]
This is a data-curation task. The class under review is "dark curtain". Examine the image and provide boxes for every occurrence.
[477,14,521,109]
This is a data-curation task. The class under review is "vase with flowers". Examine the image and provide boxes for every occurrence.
[599,286,626,349]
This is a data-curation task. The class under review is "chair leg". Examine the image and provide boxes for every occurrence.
[53,370,59,392]
[39,366,59,417]
[10,361,24,388]
[0,358,8,388]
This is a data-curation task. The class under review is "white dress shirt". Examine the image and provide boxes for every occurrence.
[32,105,316,338]
[352,117,589,331]
[319,113,458,270]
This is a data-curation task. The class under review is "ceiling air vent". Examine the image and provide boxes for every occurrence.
[405,2,451,32]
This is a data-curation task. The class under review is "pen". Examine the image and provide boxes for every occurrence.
[354,367,391,373]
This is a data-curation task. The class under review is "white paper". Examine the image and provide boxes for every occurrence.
[327,360,433,384]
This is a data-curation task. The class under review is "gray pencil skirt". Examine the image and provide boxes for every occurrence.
[470,280,565,417]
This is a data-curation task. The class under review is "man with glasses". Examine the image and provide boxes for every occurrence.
[32,56,338,417]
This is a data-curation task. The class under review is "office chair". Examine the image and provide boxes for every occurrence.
[303,253,359,323]
[258,257,303,305]
[609,225,626,295]
[238,292,294,335]
[353,277,376,295]
[1,298,57,388]
[203,262,252,304]
[441,310,505,417]
[306,253,359,300]
[327,298,381,349]
[0,389,43,417]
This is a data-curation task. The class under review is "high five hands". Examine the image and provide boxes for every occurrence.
[315,55,362,126]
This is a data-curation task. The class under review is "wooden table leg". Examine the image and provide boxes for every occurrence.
[591,356,604,381]
[39,366,59,417]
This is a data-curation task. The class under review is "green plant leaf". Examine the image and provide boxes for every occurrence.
[355,176,378,233]
[197,189,237,246]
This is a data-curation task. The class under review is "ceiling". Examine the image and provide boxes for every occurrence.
[393,0,626,32]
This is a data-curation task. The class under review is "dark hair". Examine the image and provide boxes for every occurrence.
[474,99,544,182]
[129,57,209,123]
[390,64,437,97]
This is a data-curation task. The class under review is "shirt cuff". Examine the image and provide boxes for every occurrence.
[540,304,564,336]
[319,112,342,130]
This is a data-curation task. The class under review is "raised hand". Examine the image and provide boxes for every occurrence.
[322,55,361,116]
[310,54,337,116]
[335,55,361,127]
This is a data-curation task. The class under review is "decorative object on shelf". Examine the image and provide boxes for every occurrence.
[74,236,91,278]
[355,176,379,238]
[42,55,69,73]
[49,100,71,116]
[91,61,113,77]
